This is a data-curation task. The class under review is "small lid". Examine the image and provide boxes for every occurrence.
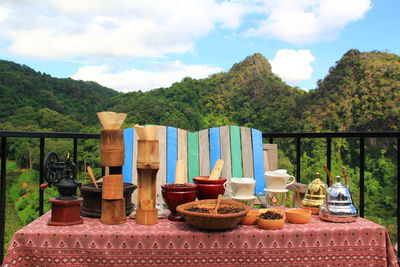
[326,176,354,205]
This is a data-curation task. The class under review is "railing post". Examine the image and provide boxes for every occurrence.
[359,137,365,218]
[39,138,45,216]
[73,138,78,179]
[1,137,7,264]
[269,137,273,144]
[326,137,332,186]
[296,138,301,183]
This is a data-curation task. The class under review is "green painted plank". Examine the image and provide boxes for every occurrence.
[187,132,199,182]
[230,126,243,178]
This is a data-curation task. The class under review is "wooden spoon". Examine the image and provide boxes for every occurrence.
[209,159,224,180]
[87,167,98,188]
[210,194,223,214]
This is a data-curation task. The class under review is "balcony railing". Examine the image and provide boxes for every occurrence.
[0,130,399,263]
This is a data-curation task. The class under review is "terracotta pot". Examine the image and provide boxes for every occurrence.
[161,183,197,221]
[285,208,312,224]
[240,209,260,225]
[80,183,136,218]
[193,176,226,200]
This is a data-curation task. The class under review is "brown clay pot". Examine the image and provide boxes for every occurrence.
[193,176,226,200]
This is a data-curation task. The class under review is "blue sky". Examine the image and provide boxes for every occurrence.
[0,0,399,92]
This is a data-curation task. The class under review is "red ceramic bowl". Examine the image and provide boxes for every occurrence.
[161,183,197,221]
[192,176,226,200]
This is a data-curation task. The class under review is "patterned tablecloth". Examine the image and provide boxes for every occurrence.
[4,212,398,266]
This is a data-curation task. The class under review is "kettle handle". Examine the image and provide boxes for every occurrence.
[287,184,301,204]
[320,186,330,212]
[257,193,268,207]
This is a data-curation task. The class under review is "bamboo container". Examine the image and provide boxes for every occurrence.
[135,125,160,225]
[101,129,125,167]
[101,199,126,224]
[102,174,123,200]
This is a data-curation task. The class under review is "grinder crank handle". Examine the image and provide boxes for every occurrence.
[40,184,49,190]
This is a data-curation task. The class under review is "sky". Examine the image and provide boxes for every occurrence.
[0,0,399,92]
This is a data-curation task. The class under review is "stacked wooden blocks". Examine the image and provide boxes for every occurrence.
[98,112,127,225]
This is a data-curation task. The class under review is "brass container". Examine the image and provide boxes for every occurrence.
[301,173,327,214]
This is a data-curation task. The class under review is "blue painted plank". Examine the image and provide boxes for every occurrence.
[252,129,265,195]
[166,126,178,184]
[209,127,221,171]
[122,128,134,183]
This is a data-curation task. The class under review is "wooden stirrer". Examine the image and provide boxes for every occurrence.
[87,167,98,188]
[209,159,224,180]
[210,194,223,214]
[323,165,333,186]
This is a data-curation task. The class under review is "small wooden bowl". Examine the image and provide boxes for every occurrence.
[285,209,312,224]
[257,209,285,230]
[240,209,259,225]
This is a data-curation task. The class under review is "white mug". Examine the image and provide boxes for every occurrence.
[264,171,295,191]
[224,178,255,197]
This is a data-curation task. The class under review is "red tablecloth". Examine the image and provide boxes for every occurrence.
[4,212,397,266]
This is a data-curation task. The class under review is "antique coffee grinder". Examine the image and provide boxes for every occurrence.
[41,152,83,226]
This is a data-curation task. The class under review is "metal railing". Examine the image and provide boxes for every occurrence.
[0,131,100,263]
[264,131,400,260]
[0,130,399,263]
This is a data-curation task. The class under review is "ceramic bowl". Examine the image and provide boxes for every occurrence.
[240,209,260,225]
[285,208,312,224]
[193,176,226,199]
[161,183,197,221]
[257,209,285,230]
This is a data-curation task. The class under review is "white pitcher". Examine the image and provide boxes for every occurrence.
[264,170,295,192]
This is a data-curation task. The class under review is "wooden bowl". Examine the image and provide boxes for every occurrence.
[285,208,312,224]
[257,209,285,230]
[176,199,249,230]
[240,209,260,225]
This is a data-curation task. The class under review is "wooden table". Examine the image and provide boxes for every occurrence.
[3,212,397,266]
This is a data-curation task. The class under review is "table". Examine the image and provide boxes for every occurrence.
[4,212,397,266]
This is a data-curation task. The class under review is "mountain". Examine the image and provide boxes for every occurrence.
[0,50,399,133]
[108,53,304,132]
[0,60,119,131]
[300,49,400,132]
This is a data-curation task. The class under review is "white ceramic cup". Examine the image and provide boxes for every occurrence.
[223,178,255,197]
[264,171,295,191]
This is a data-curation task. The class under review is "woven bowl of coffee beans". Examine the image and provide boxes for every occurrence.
[257,209,285,230]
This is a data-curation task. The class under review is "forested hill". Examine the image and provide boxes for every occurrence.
[0,60,119,131]
[300,49,400,132]
[0,50,399,133]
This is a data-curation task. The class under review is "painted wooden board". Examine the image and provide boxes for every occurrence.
[220,126,232,181]
[199,129,210,176]
[240,127,254,178]
[187,132,199,182]
[122,128,134,183]
[209,127,221,172]
[166,127,177,184]
[263,144,278,171]
[177,129,188,182]
[156,126,167,204]
[230,126,243,178]
[251,129,265,195]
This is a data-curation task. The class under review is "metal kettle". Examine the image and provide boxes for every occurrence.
[296,173,327,214]
[319,175,358,223]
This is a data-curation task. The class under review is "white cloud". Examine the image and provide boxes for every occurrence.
[71,61,222,92]
[270,49,315,83]
[248,0,372,44]
[0,0,247,59]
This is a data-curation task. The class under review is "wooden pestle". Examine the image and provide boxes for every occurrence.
[175,160,185,184]
[209,159,224,180]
